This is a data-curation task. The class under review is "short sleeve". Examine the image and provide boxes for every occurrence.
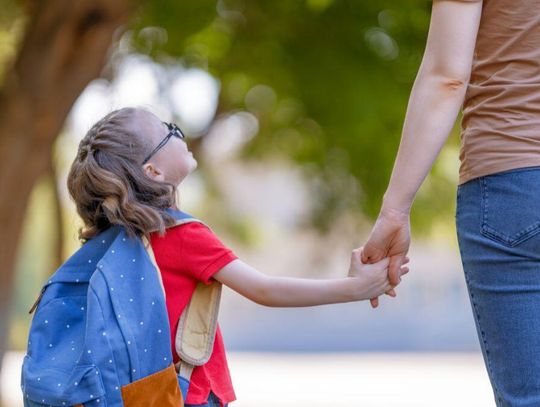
[176,222,237,284]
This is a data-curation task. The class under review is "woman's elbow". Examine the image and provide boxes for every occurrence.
[438,75,470,93]
[419,71,470,96]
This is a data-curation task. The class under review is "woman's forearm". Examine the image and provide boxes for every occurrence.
[382,71,467,213]
[381,0,482,214]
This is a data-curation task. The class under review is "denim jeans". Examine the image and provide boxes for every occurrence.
[456,166,540,407]
[185,392,227,407]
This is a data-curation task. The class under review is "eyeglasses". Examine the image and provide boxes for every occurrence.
[141,122,185,165]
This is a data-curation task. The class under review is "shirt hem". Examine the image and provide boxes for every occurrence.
[198,252,237,284]
[185,390,237,405]
[459,159,540,184]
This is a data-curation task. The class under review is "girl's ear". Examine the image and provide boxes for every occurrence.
[142,163,165,182]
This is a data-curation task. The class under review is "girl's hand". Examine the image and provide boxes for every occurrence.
[347,249,390,301]
[348,248,410,302]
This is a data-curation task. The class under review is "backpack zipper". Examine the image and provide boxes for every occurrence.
[28,286,46,314]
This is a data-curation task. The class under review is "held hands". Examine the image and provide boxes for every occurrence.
[347,247,409,302]
[362,207,411,308]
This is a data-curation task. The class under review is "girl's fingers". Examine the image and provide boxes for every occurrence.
[400,266,410,275]
[385,288,397,297]
[403,256,410,265]
[388,257,402,286]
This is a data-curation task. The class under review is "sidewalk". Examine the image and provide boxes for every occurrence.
[2,352,494,406]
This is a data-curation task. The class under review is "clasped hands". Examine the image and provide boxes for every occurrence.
[348,207,411,308]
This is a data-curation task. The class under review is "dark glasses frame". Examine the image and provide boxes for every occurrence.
[141,122,185,165]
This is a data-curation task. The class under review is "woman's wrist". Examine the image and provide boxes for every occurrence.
[379,204,411,222]
[381,192,413,218]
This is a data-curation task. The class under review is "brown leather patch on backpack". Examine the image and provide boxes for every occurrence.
[121,364,183,407]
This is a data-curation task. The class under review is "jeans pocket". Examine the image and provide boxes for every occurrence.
[480,172,540,247]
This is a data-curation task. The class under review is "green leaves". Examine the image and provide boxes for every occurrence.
[130,0,456,231]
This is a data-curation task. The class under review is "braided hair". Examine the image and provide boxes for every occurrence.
[67,107,178,243]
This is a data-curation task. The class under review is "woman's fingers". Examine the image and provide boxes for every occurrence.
[370,297,379,308]
[367,263,409,309]
[388,256,403,286]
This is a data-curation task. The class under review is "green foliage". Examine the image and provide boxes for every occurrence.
[0,0,458,236]
[132,0,458,232]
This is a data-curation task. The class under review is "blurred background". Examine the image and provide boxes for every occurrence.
[0,0,495,405]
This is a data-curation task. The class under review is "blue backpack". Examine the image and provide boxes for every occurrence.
[21,209,222,407]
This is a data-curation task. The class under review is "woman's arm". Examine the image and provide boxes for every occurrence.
[213,251,408,307]
[381,0,483,214]
[362,1,483,290]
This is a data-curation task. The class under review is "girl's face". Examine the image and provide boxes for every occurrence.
[138,110,197,186]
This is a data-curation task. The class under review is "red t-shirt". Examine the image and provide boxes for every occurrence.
[150,222,237,406]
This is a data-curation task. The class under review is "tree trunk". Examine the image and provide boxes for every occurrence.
[0,0,135,386]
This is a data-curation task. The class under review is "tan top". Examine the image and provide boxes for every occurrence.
[459,0,540,184]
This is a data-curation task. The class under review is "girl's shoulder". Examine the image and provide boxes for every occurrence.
[167,220,214,239]
[160,217,236,283]
[161,217,226,252]
[163,208,216,240]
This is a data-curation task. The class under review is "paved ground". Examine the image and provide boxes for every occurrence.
[2,352,494,406]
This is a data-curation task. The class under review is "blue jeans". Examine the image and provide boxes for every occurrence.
[185,392,227,407]
[456,166,540,407]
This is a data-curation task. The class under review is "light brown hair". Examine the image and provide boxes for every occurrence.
[67,107,178,243]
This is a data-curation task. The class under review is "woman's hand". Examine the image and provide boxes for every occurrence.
[362,207,411,308]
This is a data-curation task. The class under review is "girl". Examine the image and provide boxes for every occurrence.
[67,107,407,407]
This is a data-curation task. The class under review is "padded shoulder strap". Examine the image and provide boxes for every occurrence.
[175,281,222,365]
[143,213,207,298]
[144,213,223,382]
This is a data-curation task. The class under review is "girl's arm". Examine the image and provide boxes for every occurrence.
[362,0,483,287]
[213,250,408,307]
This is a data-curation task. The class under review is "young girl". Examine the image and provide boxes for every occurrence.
[66,107,407,407]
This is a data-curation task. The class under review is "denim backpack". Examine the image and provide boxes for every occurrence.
[21,208,222,407]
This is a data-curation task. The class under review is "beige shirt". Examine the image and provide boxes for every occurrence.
[459,0,540,184]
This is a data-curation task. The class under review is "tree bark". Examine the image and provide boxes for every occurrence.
[0,0,135,383]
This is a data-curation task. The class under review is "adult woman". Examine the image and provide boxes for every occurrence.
[362,1,540,405]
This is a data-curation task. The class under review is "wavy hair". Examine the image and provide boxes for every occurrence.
[67,107,178,243]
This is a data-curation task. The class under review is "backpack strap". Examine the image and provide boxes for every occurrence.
[175,280,222,379]
[144,210,222,382]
